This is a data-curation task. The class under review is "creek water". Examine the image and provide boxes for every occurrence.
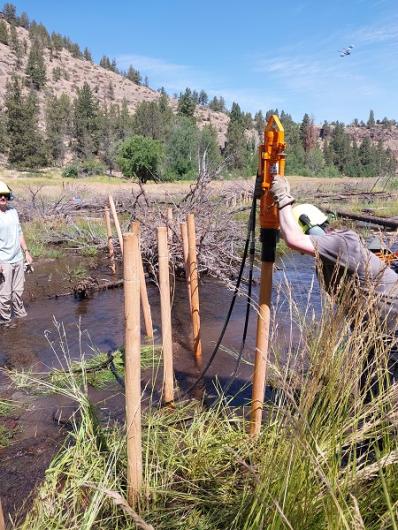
[0,251,322,400]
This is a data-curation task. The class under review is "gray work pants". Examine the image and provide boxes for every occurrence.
[0,260,27,322]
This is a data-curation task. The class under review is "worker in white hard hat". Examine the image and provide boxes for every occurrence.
[268,175,398,402]
[0,181,32,327]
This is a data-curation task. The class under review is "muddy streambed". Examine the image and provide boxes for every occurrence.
[0,251,321,522]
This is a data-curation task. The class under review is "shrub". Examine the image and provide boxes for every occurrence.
[62,164,79,178]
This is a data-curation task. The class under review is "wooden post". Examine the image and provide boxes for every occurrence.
[123,232,142,506]
[180,222,192,313]
[131,221,153,338]
[158,226,174,404]
[0,498,5,530]
[250,262,273,436]
[109,194,124,255]
[104,207,116,274]
[187,214,202,362]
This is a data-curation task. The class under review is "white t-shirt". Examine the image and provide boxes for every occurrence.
[0,207,23,264]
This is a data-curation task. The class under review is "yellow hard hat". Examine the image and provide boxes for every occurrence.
[292,204,328,234]
[0,181,12,197]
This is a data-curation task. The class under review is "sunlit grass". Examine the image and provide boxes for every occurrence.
[14,288,398,529]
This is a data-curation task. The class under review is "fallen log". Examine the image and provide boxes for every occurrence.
[47,278,124,299]
[325,208,398,229]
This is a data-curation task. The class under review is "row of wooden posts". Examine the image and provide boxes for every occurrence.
[106,194,266,506]
[0,195,266,523]
[106,198,203,506]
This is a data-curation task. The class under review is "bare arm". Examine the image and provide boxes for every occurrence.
[279,206,315,256]
[20,233,33,264]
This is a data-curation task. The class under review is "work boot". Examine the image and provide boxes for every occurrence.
[0,319,16,329]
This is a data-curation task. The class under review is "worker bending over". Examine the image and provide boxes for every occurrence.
[0,181,32,328]
[269,175,398,400]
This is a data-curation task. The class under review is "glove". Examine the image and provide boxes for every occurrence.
[254,172,264,199]
[270,175,295,209]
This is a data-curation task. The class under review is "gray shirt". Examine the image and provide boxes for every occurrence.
[0,207,23,264]
[310,230,398,333]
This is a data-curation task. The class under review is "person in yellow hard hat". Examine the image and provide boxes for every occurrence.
[268,175,398,402]
[0,181,33,327]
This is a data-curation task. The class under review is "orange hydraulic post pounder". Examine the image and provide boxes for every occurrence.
[258,114,286,260]
[250,114,285,436]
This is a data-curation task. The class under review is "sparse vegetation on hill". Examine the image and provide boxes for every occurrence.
[0,3,396,181]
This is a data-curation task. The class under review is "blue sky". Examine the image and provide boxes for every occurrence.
[11,0,398,123]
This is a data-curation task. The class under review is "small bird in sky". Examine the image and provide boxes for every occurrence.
[338,45,354,57]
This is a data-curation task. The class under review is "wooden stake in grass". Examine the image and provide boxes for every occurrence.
[0,498,5,530]
[250,262,272,436]
[123,232,142,506]
[131,221,153,338]
[180,222,192,314]
[109,194,124,255]
[187,213,202,362]
[104,206,116,274]
[158,226,174,404]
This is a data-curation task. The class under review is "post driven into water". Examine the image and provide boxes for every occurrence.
[250,115,286,436]
[123,232,142,505]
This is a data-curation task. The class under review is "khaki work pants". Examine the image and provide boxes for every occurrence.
[0,260,27,322]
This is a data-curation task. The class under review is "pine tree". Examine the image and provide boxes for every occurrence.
[198,90,208,106]
[3,3,16,24]
[367,109,375,128]
[359,137,375,176]
[72,82,100,159]
[45,93,71,165]
[177,88,196,118]
[18,11,30,29]
[5,77,47,167]
[114,99,133,141]
[126,65,141,84]
[25,40,46,89]
[132,101,163,140]
[83,47,92,62]
[254,110,265,137]
[300,113,316,152]
[0,20,9,45]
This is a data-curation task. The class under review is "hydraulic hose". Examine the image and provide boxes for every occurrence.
[182,195,257,397]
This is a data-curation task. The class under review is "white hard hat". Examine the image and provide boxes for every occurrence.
[0,181,12,197]
[292,204,328,234]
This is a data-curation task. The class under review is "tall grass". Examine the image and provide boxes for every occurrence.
[16,289,398,529]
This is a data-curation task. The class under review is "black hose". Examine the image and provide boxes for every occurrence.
[221,198,256,397]
[107,349,125,389]
[182,195,257,397]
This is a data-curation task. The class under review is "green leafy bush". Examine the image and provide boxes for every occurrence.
[62,164,79,178]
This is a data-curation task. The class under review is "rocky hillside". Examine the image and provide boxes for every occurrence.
[0,19,230,144]
[346,124,398,160]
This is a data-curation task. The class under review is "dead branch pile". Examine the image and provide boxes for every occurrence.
[17,176,254,283]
